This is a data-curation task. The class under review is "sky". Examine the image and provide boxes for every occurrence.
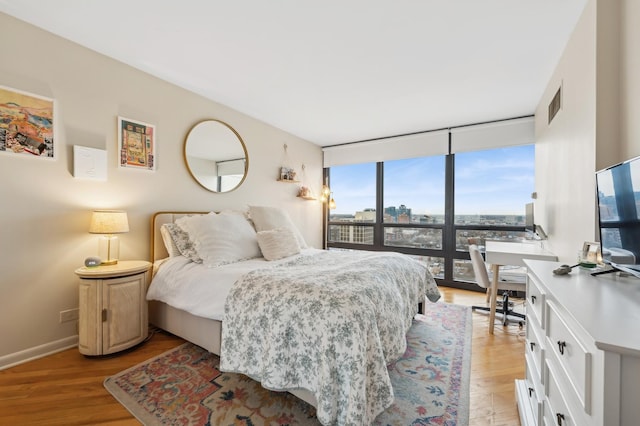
[329,145,535,216]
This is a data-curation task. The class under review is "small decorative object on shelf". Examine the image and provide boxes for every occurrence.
[297,186,316,200]
[279,166,298,182]
[277,143,299,182]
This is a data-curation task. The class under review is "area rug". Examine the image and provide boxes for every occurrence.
[104,302,471,425]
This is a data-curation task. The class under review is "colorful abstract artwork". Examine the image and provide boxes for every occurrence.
[118,116,155,171]
[0,85,54,158]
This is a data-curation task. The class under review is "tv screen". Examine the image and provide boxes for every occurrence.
[596,155,640,278]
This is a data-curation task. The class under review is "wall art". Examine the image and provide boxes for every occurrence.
[0,85,55,158]
[118,116,155,171]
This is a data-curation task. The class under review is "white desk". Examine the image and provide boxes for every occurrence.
[484,240,557,334]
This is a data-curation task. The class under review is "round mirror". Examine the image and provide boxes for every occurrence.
[184,119,248,192]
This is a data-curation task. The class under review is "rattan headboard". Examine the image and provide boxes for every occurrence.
[150,211,207,262]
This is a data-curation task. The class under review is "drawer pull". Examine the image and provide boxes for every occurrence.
[557,340,567,355]
[556,413,565,425]
[528,387,534,397]
[529,342,536,351]
[531,295,536,304]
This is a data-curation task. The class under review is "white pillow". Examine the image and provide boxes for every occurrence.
[248,205,307,248]
[218,209,249,217]
[177,213,261,267]
[256,228,301,261]
[175,212,215,238]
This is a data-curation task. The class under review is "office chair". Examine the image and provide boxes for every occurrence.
[469,244,526,326]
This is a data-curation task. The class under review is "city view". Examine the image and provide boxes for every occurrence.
[329,205,528,281]
[329,205,526,248]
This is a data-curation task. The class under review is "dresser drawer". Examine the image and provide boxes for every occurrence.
[545,300,592,414]
[527,272,546,329]
[526,363,543,425]
[526,319,545,384]
[543,359,586,426]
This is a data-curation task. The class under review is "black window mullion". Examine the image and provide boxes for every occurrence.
[443,151,455,282]
[374,162,384,249]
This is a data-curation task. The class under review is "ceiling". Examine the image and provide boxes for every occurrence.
[0,0,588,146]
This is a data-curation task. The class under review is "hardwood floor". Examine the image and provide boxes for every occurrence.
[440,287,526,426]
[0,288,524,425]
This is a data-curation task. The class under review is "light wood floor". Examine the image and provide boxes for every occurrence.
[0,287,525,425]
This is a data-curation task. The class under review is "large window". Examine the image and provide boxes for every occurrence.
[326,143,535,288]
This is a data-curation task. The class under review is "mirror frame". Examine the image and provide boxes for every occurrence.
[184,119,249,193]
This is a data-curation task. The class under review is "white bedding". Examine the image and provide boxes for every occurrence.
[146,248,324,320]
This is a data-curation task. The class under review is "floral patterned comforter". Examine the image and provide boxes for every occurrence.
[220,250,440,426]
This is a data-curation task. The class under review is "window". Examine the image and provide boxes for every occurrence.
[328,163,376,222]
[328,163,376,245]
[454,145,534,226]
[453,144,533,260]
[383,157,446,224]
[326,144,535,288]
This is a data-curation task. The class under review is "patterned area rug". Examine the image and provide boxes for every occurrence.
[104,302,471,425]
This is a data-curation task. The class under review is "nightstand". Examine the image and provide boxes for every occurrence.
[75,260,151,355]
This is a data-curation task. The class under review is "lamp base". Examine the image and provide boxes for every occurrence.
[97,235,120,266]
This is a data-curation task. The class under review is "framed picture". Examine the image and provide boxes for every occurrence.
[118,116,155,171]
[0,85,55,159]
[581,241,602,264]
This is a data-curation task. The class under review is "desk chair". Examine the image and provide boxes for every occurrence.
[469,244,526,326]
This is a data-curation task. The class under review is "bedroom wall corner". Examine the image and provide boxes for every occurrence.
[0,12,322,367]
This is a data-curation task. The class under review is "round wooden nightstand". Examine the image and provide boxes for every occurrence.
[75,260,151,355]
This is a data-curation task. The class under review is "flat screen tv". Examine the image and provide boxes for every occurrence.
[595,155,640,278]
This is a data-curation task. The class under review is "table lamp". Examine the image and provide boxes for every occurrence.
[89,210,129,265]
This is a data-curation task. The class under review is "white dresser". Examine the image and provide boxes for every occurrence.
[516,260,640,426]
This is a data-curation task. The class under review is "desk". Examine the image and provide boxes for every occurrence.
[484,241,557,334]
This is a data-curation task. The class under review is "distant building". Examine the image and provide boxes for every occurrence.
[355,209,376,222]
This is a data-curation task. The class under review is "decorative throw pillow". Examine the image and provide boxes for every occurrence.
[160,224,181,257]
[256,227,301,261]
[161,222,202,263]
[177,213,261,267]
[248,205,307,249]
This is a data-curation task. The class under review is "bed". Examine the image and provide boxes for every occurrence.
[147,209,441,425]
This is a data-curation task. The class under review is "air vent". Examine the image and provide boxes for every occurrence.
[548,85,562,124]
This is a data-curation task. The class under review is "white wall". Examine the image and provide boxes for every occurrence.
[620,0,640,159]
[535,0,640,262]
[534,0,597,262]
[0,13,323,366]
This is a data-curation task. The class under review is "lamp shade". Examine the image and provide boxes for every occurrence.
[89,210,129,234]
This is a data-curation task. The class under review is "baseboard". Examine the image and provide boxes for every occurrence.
[0,335,78,371]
